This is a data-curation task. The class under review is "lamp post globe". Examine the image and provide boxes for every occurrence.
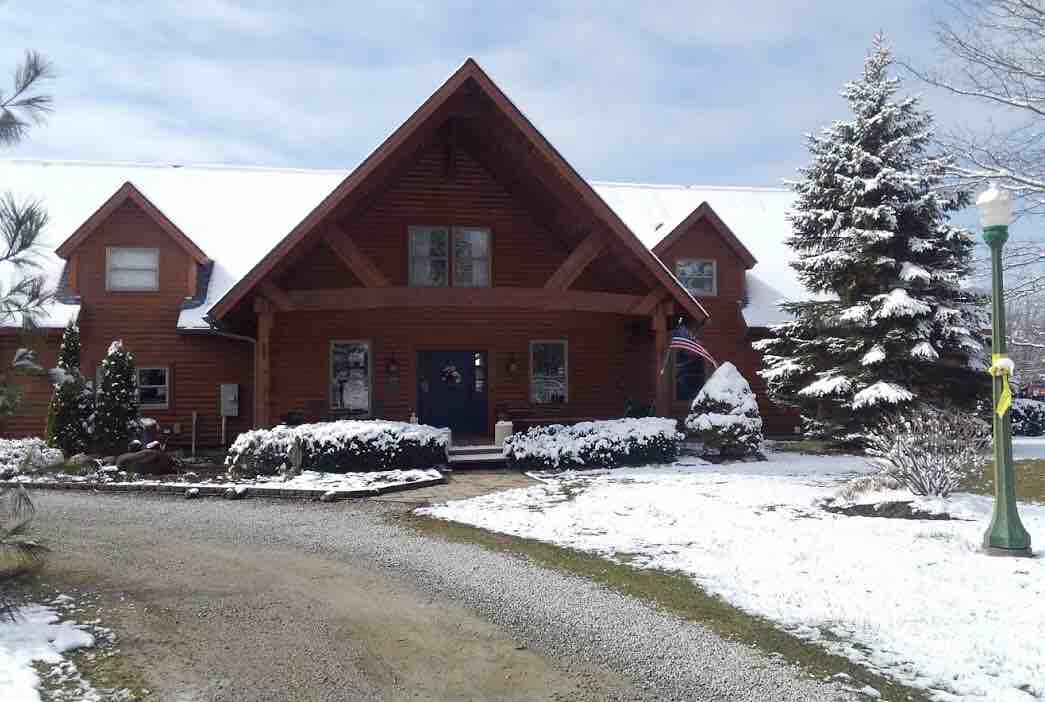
[976,184,1032,556]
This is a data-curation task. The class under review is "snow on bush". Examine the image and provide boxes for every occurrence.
[225,420,449,476]
[685,362,763,457]
[1012,398,1045,437]
[0,438,63,479]
[865,409,989,497]
[502,417,682,472]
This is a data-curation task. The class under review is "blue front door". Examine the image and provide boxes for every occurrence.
[418,350,487,435]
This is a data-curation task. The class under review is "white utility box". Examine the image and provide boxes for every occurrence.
[495,420,514,447]
[220,384,239,417]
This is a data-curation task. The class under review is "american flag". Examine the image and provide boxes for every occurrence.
[668,321,717,368]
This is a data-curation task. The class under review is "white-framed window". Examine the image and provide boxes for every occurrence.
[137,367,169,409]
[331,340,371,413]
[530,340,567,405]
[676,258,716,296]
[409,225,490,287]
[106,247,159,291]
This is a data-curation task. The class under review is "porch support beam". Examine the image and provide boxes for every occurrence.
[544,231,606,290]
[282,286,647,315]
[632,290,667,316]
[323,225,390,287]
[653,302,671,417]
[253,297,274,429]
[259,281,295,312]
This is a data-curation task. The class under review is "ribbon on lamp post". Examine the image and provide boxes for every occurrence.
[989,353,1015,418]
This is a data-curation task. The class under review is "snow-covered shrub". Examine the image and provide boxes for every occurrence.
[225,420,449,477]
[0,438,63,479]
[45,323,94,456]
[835,472,903,503]
[93,340,139,454]
[503,417,682,472]
[865,409,989,497]
[685,362,764,457]
[1011,398,1045,437]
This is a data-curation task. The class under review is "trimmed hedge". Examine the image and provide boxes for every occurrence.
[1012,398,1045,437]
[226,420,449,476]
[503,417,682,472]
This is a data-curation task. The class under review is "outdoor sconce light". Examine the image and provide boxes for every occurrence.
[386,356,400,376]
[507,354,519,374]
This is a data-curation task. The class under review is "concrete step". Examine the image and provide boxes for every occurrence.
[449,444,502,456]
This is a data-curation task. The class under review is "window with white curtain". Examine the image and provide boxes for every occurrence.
[107,247,159,291]
[409,226,490,287]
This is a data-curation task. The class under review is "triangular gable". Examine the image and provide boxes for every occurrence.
[652,201,757,269]
[209,58,708,322]
[55,181,211,265]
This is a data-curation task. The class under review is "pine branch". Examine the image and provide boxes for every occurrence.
[0,50,54,145]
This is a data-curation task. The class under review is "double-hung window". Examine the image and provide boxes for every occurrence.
[107,247,159,291]
[137,367,170,409]
[530,340,567,405]
[675,258,716,296]
[409,226,490,287]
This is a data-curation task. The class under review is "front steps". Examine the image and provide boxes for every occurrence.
[447,444,506,469]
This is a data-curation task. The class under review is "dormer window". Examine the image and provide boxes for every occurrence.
[107,247,159,291]
[676,258,716,296]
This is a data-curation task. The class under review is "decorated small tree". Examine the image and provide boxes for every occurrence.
[93,340,138,454]
[685,362,764,457]
[45,323,94,456]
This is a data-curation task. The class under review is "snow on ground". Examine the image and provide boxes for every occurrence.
[1014,436,1045,461]
[0,597,97,702]
[420,451,1045,701]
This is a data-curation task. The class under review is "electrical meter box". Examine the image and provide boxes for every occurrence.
[220,384,239,417]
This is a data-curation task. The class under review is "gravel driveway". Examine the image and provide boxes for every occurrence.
[31,491,854,701]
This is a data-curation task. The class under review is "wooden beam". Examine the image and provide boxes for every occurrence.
[260,281,295,312]
[254,298,274,429]
[282,286,648,315]
[653,304,671,417]
[544,231,606,290]
[323,225,390,287]
[632,290,666,316]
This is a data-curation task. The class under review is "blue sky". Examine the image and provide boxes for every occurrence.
[0,1,990,188]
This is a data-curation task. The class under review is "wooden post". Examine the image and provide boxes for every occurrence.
[254,297,274,428]
[653,304,670,417]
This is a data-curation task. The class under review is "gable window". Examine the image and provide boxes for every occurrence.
[530,340,567,404]
[409,226,490,287]
[674,350,707,403]
[676,258,716,296]
[331,341,371,414]
[137,367,169,409]
[106,247,159,291]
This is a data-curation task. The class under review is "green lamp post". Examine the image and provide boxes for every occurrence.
[977,184,1032,557]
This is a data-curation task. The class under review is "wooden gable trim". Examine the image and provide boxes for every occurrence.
[322,225,389,287]
[544,231,606,290]
[54,182,211,266]
[208,59,709,323]
[652,202,757,269]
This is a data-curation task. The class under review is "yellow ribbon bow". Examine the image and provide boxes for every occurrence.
[989,353,1014,418]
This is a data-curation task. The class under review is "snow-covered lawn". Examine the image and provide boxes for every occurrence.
[1014,436,1045,461]
[1,596,98,702]
[420,451,1045,701]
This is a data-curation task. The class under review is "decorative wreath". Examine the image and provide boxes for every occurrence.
[441,365,463,385]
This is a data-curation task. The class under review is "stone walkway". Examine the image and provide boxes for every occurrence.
[374,469,536,504]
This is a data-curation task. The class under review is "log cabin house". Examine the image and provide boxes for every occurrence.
[0,59,801,448]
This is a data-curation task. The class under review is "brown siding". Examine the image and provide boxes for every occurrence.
[0,330,61,439]
[658,218,799,435]
[61,199,254,447]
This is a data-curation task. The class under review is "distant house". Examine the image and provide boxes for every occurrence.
[0,59,800,446]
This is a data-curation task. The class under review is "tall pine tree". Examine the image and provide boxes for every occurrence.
[45,323,94,456]
[93,340,139,454]
[755,36,988,441]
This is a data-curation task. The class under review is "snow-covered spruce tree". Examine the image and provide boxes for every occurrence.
[93,340,138,454]
[685,362,764,457]
[755,36,988,441]
[45,323,94,456]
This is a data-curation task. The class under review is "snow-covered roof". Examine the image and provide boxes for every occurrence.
[592,182,800,327]
[0,160,801,330]
[0,159,345,329]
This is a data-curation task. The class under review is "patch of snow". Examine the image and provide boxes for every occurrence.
[798,373,852,397]
[0,438,64,478]
[851,381,914,409]
[899,262,932,283]
[420,451,1045,701]
[0,604,95,702]
[874,288,931,319]
[861,345,886,366]
[910,341,939,361]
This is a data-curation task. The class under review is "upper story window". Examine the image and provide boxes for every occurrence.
[409,225,490,287]
[676,258,716,296]
[107,247,159,291]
